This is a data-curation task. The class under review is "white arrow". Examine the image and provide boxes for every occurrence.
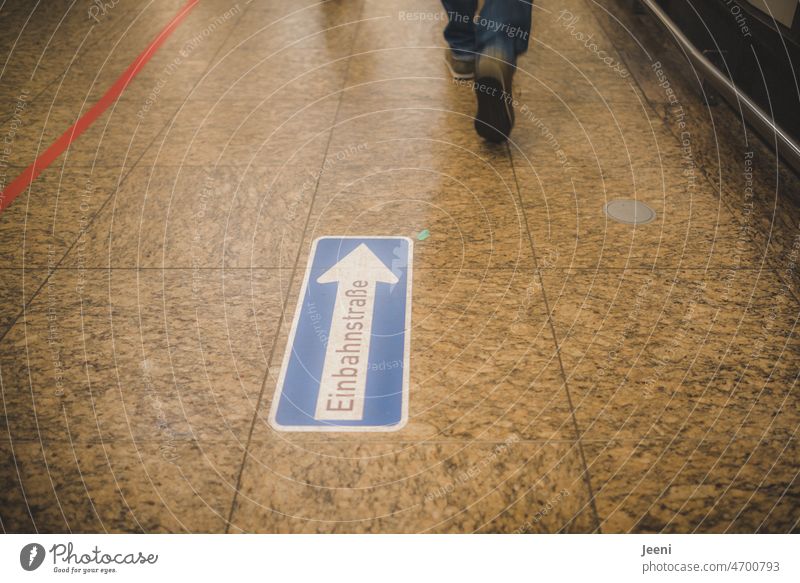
[314,244,398,421]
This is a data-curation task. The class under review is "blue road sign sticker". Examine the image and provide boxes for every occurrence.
[269,236,413,432]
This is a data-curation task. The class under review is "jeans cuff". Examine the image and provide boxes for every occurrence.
[450,49,475,61]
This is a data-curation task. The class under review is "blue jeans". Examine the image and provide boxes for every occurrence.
[441,0,532,62]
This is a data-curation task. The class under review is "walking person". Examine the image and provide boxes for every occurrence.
[440,0,532,142]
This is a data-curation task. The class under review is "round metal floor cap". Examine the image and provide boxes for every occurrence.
[604,199,656,225]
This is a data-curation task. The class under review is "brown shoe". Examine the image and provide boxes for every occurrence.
[473,48,515,143]
[445,50,475,80]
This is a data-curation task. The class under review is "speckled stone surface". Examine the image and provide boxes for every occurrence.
[62,161,324,269]
[1,435,242,533]
[0,269,288,444]
[0,166,124,268]
[542,268,800,442]
[0,0,798,533]
[584,438,800,533]
[230,439,595,533]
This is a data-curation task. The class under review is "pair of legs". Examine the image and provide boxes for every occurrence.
[440,1,532,142]
[441,0,532,65]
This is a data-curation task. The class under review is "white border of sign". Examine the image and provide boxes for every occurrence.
[269,236,413,432]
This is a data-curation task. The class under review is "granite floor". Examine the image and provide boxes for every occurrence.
[0,0,798,533]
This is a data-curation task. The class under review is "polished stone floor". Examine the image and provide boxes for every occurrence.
[0,0,798,533]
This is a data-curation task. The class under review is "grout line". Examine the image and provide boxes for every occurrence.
[224,0,368,533]
[0,265,781,271]
[9,436,792,445]
[506,141,604,533]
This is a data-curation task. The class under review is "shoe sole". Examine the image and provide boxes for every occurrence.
[444,58,474,80]
[474,75,513,143]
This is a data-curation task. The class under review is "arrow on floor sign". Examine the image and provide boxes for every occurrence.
[270,237,412,432]
[315,244,399,421]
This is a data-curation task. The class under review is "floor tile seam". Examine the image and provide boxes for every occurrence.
[225,0,369,532]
